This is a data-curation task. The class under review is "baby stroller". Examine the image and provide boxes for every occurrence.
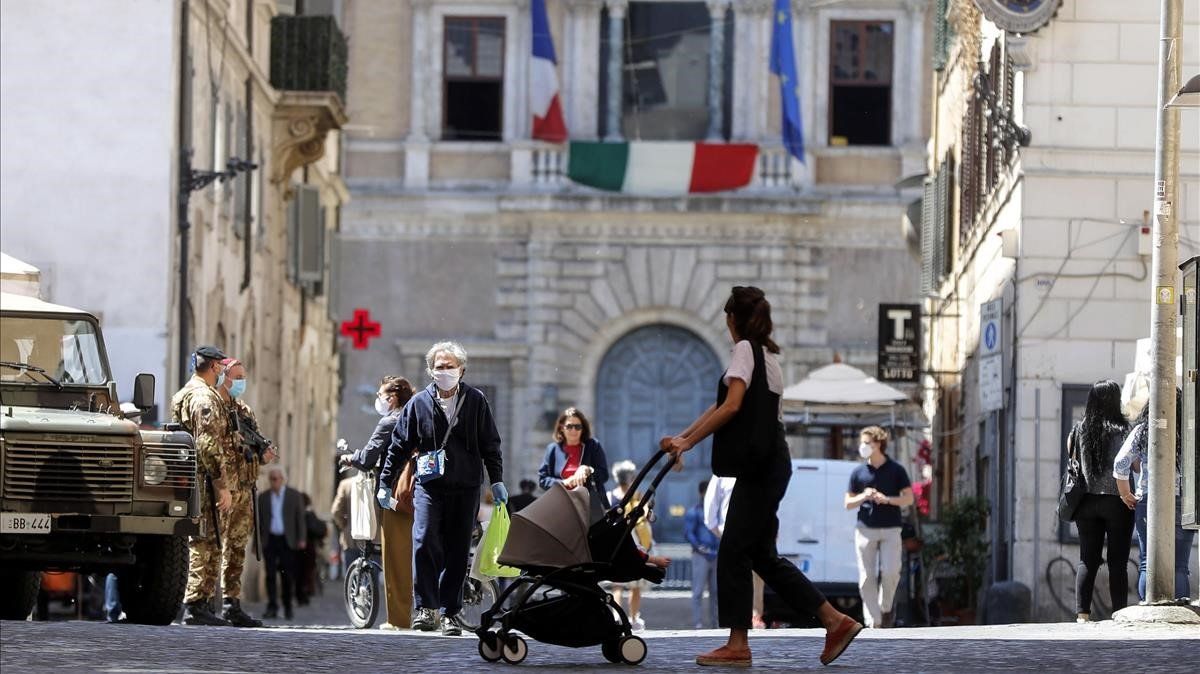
[475,450,675,666]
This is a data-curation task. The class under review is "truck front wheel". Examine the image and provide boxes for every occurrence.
[0,570,41,620]
[118,535,188,625]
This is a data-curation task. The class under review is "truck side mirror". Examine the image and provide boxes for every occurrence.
[132,373,155,410]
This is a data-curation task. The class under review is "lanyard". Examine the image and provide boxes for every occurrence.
[435,390,463,452]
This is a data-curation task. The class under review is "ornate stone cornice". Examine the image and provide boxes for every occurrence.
[271,91,348,199]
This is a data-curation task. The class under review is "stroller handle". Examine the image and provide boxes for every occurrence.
[612,449,677,514]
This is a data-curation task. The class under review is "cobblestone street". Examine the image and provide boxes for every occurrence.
[2,616,1197,673]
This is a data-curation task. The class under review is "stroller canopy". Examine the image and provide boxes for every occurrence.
[499,483,594,569]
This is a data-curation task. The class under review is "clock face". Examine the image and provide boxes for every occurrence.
[976,0,1062,33]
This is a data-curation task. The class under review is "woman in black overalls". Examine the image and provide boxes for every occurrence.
[661,286,863,667]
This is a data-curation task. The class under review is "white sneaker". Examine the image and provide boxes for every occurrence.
[632,615,646,632]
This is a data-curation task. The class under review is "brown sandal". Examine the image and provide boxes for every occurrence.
[696,645,752,668]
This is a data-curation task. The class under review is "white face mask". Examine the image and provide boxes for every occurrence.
[374,396,391,416]
[431,368,462,392]
[858,443,874,459]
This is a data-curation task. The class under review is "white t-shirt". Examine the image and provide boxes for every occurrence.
[703,477,736,534]
[723,340,784,419]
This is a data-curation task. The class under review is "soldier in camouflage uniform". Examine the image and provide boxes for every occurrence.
[171,345,236,626]
[213,357,275,628]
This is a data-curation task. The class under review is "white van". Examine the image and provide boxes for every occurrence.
[763,458,864,626]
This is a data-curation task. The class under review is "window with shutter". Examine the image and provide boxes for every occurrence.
[933,0,950,71]
[934,157,952,279]
[920,178,936,295]
[296,186,323,287]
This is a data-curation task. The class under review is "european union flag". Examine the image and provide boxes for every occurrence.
[770,0,804,163]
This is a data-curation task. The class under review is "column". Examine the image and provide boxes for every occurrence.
[730,0,771,140]
[405,0,432,188]
[566,0,603,139]
[604,0,627,142]
[706,1,729,140]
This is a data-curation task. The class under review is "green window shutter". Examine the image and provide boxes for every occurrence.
[933,0,951,71]
[920,178,937,295]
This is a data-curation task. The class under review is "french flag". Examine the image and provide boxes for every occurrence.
[530,0,567,143]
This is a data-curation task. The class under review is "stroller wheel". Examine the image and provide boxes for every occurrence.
[501,635,528,665]
[617,635,647,665]
[478,633,503,663]
[601,639,622,664]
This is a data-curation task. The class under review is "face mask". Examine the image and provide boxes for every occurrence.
[858,443,874,459]
[215,371,226,388]
[374,396,390,416]
[431,368,462,392]
[228,379,247,399]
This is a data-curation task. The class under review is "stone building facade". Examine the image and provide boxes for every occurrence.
[336,0,930,541]
[919,0,1200,620]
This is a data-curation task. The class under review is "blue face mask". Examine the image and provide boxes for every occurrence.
[216,371,226,388]
[228,379,247,399]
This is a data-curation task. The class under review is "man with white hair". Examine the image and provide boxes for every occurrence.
[378,340,505,635]
[256,465,305,620]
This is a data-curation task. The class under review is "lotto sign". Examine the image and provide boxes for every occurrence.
[877,304,921,383]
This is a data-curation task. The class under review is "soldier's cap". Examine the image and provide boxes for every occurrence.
[193,345,226,361]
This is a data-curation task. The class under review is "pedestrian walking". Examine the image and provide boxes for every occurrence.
[686,479,719,629]
[844,425,913,628]
[1069,379,1134,621]
[507,479,538,513]
[341,375,415,629]
[1114,389,1196,601]
[213,357,270,627]
[377,341,505,636]
[538,407,610,494]
[607,460,654,632]
[297,492,328,605]
[661,286,862,667]
[171,345,235,627]
[257,466,306,620]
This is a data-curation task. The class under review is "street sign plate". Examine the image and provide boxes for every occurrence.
[980,354,1004,412]
[981,299,1002,357]
[877,304,921,383]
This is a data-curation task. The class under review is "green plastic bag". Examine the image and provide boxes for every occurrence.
[478,503,521,578]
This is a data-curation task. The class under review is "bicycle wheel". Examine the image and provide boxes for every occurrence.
[458,576,499,631]
[344,560,380,629]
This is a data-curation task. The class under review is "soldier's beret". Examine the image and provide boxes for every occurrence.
[194,345,227,360]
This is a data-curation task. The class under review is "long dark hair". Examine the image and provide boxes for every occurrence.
[1078,379,1128,476]
[724,286,780,354]
[1131,387,1183,458]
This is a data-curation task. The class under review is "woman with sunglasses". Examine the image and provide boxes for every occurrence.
[537,407,610,493]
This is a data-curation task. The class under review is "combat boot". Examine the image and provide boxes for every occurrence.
[222,598,264,628]
[182,600,231,626]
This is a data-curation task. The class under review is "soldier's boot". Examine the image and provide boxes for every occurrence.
[222,598,264,628]
[182,600,231,626]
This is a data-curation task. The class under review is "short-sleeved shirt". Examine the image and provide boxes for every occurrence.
[723,340,785,420]
[848,458,912,529]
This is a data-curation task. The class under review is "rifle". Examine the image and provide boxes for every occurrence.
[230,407,271,562]
[204,474,223,550]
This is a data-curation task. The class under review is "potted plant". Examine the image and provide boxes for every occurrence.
[925,497,989,625]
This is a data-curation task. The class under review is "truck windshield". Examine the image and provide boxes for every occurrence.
[0,316,109,385]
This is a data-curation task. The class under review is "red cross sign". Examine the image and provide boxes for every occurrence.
[340,309,381,350]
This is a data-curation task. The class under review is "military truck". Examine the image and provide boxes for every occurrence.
[0,292,198,624]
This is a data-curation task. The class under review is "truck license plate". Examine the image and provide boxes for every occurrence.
[1,513,52,534]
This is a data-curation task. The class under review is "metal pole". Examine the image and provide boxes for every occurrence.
[1033,387,1041,617]
[1146,0,1182,604]
[176,0,192,389]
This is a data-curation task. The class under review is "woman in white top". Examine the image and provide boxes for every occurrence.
[661,286,863,668]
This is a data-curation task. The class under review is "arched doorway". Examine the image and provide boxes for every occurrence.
[595,324,723,543]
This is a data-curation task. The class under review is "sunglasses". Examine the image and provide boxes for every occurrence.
[563,423,583,431]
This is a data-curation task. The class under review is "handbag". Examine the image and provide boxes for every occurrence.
[350,470,378,540]
[1056,428,1086,522]
[393,455,416,515]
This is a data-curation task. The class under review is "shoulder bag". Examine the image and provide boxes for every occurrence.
[1056,427,1086,522]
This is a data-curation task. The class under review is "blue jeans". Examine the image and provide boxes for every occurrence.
[103,573,121,622]
[1135,495,1197,600]
[690,552,718,629]
[412,484,479,616]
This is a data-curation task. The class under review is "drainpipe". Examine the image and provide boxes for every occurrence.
[176,0,191,388]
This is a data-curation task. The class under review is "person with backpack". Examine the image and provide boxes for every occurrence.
[1069,379,1134,621]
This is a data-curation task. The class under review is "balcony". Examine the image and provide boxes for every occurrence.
[268,15,349,194]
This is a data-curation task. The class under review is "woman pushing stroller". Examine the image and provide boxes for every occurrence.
[661,286,864,668]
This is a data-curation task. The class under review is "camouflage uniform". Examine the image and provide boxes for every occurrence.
[219,399,263,600]
[171,375,236,604]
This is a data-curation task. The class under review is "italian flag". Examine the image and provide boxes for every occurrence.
[567,142,759,194]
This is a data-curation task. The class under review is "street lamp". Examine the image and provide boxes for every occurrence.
[1166,73,1200,108]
